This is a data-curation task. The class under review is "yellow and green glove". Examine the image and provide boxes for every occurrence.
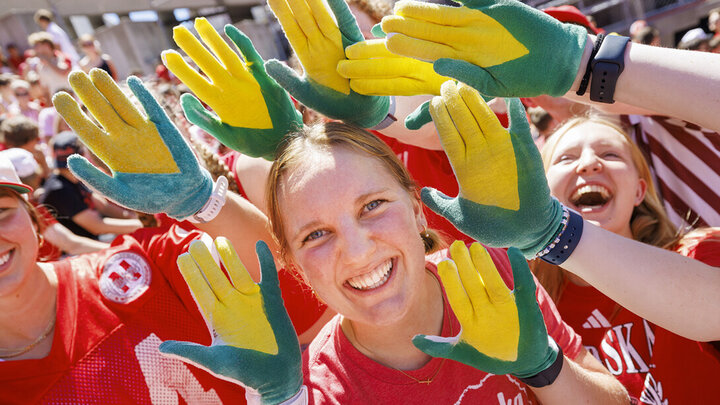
[413,241,559,378]
[381,0,588,97]
[423,81,563,258]
[337,38,449,96]
[160,239,303,405]
[265,0,390,128]
[163,18,303,160]
[52,69,213,219]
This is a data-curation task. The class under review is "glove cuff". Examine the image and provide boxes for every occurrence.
[514,337,563,385]
[369,96,397,130]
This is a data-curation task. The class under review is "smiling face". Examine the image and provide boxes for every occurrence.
[0,190,40,297]
[545,121,647,237]
[277,145,429,326]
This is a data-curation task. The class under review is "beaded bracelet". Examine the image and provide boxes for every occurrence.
[536,205,584,265]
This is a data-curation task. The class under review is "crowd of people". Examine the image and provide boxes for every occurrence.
[1,1,720,404]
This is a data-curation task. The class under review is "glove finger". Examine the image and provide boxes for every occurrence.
[162,50,215,101]
[224,25,265,74]
[267,0,307,47]
[194,18,246,76]
[337,58,411,79]
[68,71,126,133]
[180,93,223,137]
[457,83,505,142]
[420,187,455,218]
[52,92,109,159]
[382,16,459,46]
[214,237,259,295]
[326,0,364,45]
[437,258,472,324]
[440,81,486,150]
[284,0,323,41]
[306,0,341,40]
[256,241,280,292]
[429,93,466,161]
[433,58,503,97]
[506,98,533,143]
[507,247,537,304]
[385,33,456,64]
[448,240,488,306]
[172,24,228,83]
[370,23,386,38]
[89,68,145,128]
[344,39,395,60]
[392,1,467,25]
[469,243,512,303]
[177,251,218,318]
[66,154,121,202]
[127,76,198,173]
[265,59,312,101]
[349,78,433,97]
[405,100,432,130]
[188,239,236,299]
[411,334,456,359]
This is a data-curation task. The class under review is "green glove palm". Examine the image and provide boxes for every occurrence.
[265,0,390,128]
[163,18,302,160]
[159,239,302,405]
[381,0,588,97]
[423,81,563,258]
[413,241,559,377]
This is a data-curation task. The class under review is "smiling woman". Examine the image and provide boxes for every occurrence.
[532,115,720,402]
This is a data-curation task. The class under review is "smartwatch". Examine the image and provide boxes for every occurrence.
[589,35,630,104]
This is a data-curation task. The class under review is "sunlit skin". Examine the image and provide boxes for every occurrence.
[545,122,647,239]
[0,195,40,297]
[277,146,438,328]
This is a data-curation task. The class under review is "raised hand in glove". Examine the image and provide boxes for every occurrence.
[160,239,304,405]
[163,18,302,160]
[423,81,564,258]
[265,0,390,128]
[381,0,588,97]
[413,241,560,379]
[52,69,214,220]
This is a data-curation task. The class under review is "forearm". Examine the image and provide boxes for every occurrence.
[97,217,144,234]
[532,356,628,404]
[195,192,274,282]
[44,224,109,254]
[567,35,720,131]
[564,221,720,341]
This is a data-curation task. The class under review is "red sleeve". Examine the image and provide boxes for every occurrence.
[486,246,583,361]
[676,228,720,267]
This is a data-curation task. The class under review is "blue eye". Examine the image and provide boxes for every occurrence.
[365,199,385,212]
[303,229,326,243]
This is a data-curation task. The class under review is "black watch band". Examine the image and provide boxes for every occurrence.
[517,345,565,388]
[589,35,630,104]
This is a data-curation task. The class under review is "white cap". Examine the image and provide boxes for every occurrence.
[680,28,710,45]
[0,154,32,194]
[0,148,39,178]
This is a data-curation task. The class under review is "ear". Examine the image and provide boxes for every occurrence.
[634,178,648,206]
[412,193,428,232]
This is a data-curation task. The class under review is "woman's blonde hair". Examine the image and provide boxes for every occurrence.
[533,115,682,301]
[266,121,445,271]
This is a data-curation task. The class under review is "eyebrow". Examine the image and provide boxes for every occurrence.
[293,187,391,238]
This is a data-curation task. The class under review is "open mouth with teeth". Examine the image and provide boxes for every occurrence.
[569,184,612,212]
[346,258,395,291]
[0,249,13,270]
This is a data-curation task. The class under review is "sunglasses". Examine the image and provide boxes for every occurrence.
[81,42,94,47]
[14,92,29,97]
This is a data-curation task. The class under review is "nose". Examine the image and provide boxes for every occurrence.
[576,150,602,174]
[337,218,376,267]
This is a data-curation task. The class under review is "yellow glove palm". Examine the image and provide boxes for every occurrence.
[163,18,272,129]
[337,39,449,96]
[382,2,528,69]
[55,70,178,174]
[268,0,349,94]
[177,237,278,355]
[430,81,518,210]
[441,241,519,361]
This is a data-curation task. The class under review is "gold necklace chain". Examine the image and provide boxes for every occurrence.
[346,269,452,385]
[0,314,56,359]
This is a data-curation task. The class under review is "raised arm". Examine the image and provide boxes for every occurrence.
[422,81,720,342]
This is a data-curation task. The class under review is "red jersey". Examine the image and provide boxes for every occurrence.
[555,229,720,404]
[0,222,326,404]
[302,244,582,404]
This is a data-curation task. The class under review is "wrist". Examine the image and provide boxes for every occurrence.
[514,338,563,387]
[187,176,228,223]
[568,34,595,94]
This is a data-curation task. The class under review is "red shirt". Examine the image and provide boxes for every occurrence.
[555,229,720,403]
[0,222,326,404]
[302,244,582,404]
